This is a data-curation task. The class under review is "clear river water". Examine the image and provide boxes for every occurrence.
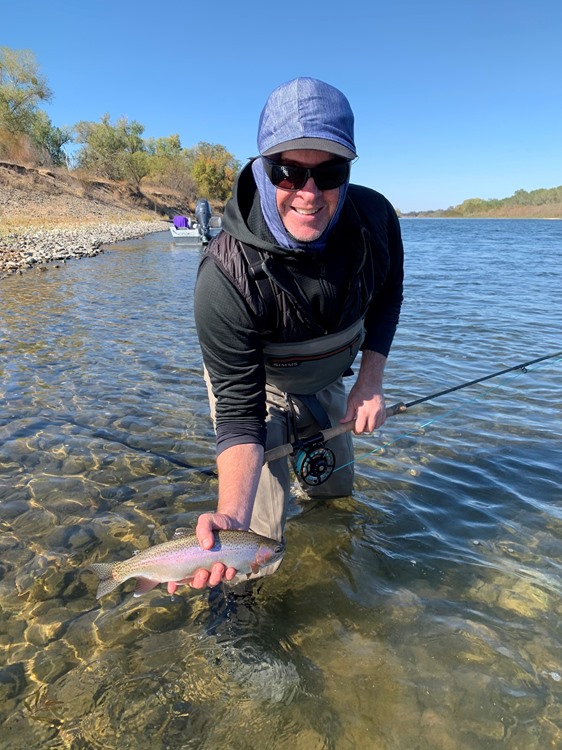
[0,219,561,749]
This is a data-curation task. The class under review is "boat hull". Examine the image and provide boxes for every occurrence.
[169,226,202,244]
[169,225,221,244]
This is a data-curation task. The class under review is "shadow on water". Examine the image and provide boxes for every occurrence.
[1,222,562,748]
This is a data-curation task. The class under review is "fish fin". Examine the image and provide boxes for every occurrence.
[172,527,192,539]
[96,579,119,599]
[88,562,119,599]
[250,562,259,574]
[133,577,160,597]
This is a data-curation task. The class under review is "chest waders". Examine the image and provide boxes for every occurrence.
[262,320,365,485]
[240,241,369,486]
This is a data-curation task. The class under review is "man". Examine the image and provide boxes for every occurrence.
[191,77,403,590]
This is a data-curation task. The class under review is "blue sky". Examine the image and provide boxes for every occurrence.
[3,0,561,212]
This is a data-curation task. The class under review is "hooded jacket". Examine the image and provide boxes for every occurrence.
[194,161,404,455]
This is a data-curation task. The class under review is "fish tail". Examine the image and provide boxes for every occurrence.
[88,562,119,599]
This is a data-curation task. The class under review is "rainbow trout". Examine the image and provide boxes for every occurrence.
[89,528,285,599]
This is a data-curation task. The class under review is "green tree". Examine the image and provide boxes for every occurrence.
[122,150,150,191]
[74,114,150,188]
[30,110,72,166]
[74,114,125,179]
[0,47,52,135]
[145,135,197,197]
[456,198,488,215]
[120,118,149,190]
[512,188,531,205]
[146,134,183,161]
[191,141,240,201]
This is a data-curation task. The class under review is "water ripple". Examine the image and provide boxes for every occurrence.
[1,223,562,747]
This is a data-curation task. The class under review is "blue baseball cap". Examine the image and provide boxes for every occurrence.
[257,77,357,160]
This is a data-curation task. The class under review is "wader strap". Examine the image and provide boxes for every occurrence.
[240,243,325,334]
[239,243,279,329]
[289,393,332,431]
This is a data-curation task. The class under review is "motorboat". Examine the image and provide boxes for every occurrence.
[170,199,222,245]
[170,215,201,244]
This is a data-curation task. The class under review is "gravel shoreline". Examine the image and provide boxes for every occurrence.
[0,220,169,278]
[0,165,178,279]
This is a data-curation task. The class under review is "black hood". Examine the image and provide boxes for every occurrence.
[222,161,286,255]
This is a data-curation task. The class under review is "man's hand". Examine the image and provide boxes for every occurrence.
[342,385,386,433]
[166,443,264,593]
[191,512,240,589]
[165,512,240,594]
[341,350,388,433]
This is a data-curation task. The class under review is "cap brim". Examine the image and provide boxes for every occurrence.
[262,137,356,160]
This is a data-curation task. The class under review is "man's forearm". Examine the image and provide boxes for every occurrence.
[356,349,387,391]
[216,442,264,528]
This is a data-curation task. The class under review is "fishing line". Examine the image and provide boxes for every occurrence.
[396,349,562,410]
[334,360,548,473]
[262,350,562,485]
[334,351,562,475]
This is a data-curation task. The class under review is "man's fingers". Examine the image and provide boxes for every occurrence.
[190,568,211,589]
[167,567,234,592]
[207,563,227,587]
[191,515,240,587]
[189,563,230,589]
[195,516,216,550]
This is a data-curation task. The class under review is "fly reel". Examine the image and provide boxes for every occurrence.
[292,435,335,486]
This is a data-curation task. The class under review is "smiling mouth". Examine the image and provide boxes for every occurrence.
[293,207,321,215]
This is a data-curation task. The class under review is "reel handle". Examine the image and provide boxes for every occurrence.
[263,400,407,465]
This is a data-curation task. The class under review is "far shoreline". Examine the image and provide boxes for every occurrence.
[398,215,562,220]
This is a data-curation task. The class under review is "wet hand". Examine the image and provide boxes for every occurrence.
[189,562,237,589]
[342,388,386,434]
[189,512,240,589]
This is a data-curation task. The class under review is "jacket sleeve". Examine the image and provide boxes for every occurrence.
[194,257,267,454]
[361,198,404,356]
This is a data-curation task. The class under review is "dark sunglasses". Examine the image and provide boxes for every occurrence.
[262,156,351,191]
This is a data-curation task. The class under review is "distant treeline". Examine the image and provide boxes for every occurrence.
[0,46,239,202]
[401,185,562,219]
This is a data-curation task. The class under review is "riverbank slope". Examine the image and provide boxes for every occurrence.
[0,162,190,278]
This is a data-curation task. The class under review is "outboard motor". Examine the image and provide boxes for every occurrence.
[195,199,212,243]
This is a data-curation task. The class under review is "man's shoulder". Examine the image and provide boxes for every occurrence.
[201,228,242,266]
[198,231,265,314]
[347,183,394,211]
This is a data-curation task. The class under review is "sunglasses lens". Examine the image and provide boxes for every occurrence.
[263,158,350,191]
[271,164,307,190]
[314,161,350,190]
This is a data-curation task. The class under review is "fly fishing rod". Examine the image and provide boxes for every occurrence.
[263,350,562,485]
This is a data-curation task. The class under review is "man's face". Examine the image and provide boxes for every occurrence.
[275,150,341,243]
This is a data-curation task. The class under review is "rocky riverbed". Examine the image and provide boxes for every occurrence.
[0,163,178,278]
[0,220,168,278]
